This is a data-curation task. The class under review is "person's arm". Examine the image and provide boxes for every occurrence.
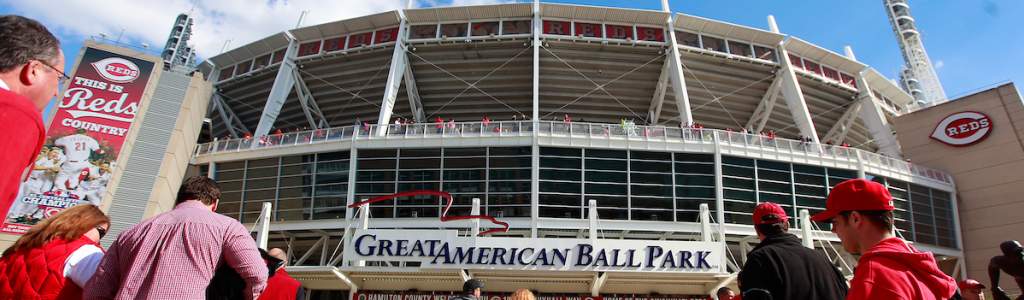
[223,222,269,300]
[64,244,104,287]
[83,237,123,300]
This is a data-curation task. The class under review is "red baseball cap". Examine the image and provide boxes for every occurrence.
[811,179,895,222]
[753,202,789,225]
[958,279,985,290]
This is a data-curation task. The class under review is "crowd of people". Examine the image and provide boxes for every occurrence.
[1,13,1023,300]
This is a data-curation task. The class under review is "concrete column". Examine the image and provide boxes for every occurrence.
[768,16,820,144]
[662,0,693,126]
[253,35,299,138]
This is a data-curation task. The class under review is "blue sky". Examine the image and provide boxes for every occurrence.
[2,0,1020,115]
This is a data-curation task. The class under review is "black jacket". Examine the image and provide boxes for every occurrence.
[738,233,848,300]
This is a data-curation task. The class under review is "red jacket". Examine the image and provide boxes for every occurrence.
[257,269,303,300]
[0,88,45,215]
[0,236,100,300]
[847,237,957,300]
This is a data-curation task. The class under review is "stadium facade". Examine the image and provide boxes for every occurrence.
[190,1,1021,299]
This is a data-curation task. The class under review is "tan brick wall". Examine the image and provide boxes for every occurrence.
[894,83,1024,296]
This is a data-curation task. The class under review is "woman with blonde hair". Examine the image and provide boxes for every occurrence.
[0,204,110,300]
[509,289,535,300]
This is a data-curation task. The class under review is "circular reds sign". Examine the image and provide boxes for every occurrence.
[91,57,141,83]
[930,111,993,146]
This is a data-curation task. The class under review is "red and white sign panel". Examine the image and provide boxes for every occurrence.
[1,47,154,234]
[930,111,993,146]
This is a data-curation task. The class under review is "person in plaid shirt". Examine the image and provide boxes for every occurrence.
[83,176,268,300]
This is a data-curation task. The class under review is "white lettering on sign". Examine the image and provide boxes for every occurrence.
[345,230,724,273]
[91,57,141,83]
[59,87,138,123]
[930,111,993,146]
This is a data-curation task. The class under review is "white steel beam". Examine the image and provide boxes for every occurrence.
[590,272,608,296]
[821,100,863,144]
[530,0,541,238]
[745,73,783,132]
[662,0,693,126]
[855,72,902,157]
[254,34,300,138]
[769,16,819,144]
[375,10,411,136]
[291,68,328,128]
[403,55,425,122]
[648,59,671,124]
[211,92,249,138]
[295,235,328,265]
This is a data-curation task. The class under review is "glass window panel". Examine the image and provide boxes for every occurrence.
[795,184,827,197]
[359,149,397,158]
[323,37,345,52]
[723,176,754,189]
[491,181,531,193]
[631,161,671,173]
[490,169,530,180]
[676,174,713,186]
[728,41,752,57]
[541,157,581,169]
[397,182,440,192]
[723,165,754,177]
[397,207,439,218]
[246,166,279,178]
[398,170,440,181]
[218,161,246,171]
[471,22,499,36]
[754,45,776,61]
[374,27,400,44]
[245,178,277,189]
[631,151,671,161]
[278,186,313,199]
[279,163,313,176]
[316,160,348,173]
[502,20,531,35]
[443,182,485,193]
[631,185,672,197]
[794,173,826,186]
[631,173,672,185]
[318,151,351,162]
[539,206,582,218]
[314,183,347,197]
[444,169,485,181]
[489,147,531,156]
[586,158,626,171]
[586,149,627,159]
[443,157,485,168]
[723,156,754,167]
[219,180,243,192]
[440,23,468,38]
[634,210,673,221]
[588,196,628,208]
[701,35,725,52]
[357,159,395,170]
[249,158,278,168]
[357,170,395,182]
[759,169,791,182]
[541,147,581,157]
[316,172,348,185]
[347,32,372,48]
[595,209,628,220]
[399,158,440,169]
[540,169,581,181]
[489,206,530,218]
[677,31,700,47]
[586,171,627,183]
[677,187,714,198]
[489,156,531,168]
[356,183,394,194]
[540,181,581,194]
[539,193,581,206]
[675,162,714,174]
[410,24,438,39]
[723,188,756,201]
[279,175,312,187]
[400,148,441,157]
[585,183,627,195]
[490,194,530,205]
[675,153,713,162]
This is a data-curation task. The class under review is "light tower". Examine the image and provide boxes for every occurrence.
[161,13,197,71]
[884,0,946,106]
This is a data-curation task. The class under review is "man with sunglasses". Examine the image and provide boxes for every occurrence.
[0,15,66,223]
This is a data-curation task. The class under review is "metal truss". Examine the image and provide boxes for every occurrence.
[291,67,329,129]
[211,93,250,138]
[745,72,783,132]
[821,99,863,144]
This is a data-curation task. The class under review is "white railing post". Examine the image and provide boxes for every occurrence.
[255,202,272,249]
[700,203,711,242]
[800,209,814,249]
[589,199,599,243]
[471,198,481,236]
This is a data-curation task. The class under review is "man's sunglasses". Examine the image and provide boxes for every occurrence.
[35,60,71,85]
[95,225,108,239]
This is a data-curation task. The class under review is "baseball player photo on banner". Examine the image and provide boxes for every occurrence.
[1,47,155,234]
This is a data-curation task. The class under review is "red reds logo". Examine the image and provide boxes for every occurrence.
[930,111,992,146]
[91,57,140,83]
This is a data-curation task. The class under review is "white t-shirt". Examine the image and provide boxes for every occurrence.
[63,244,103,287]
[54,134,99,162]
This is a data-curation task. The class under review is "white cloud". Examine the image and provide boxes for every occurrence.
[2,0,507,60]
[934,60,945,70]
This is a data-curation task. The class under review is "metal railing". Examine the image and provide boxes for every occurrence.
[195,120,952,184]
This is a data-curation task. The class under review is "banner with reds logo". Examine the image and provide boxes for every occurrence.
[1,46,155,234]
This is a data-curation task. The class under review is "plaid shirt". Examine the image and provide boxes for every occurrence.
[84,201,268,300]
